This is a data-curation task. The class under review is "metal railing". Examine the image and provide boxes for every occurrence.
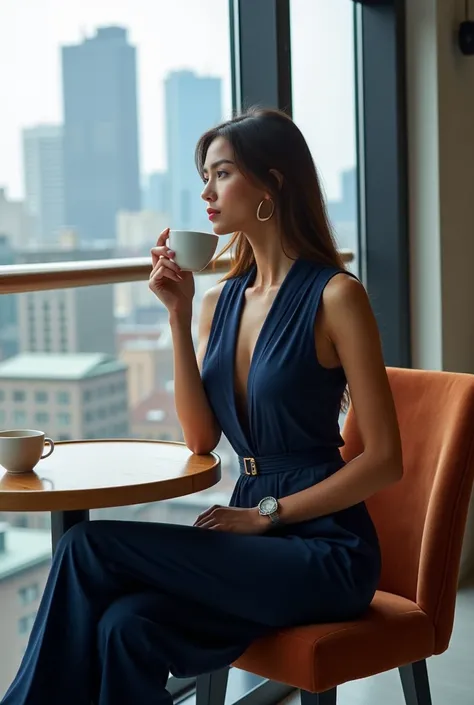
[0,250,354,294]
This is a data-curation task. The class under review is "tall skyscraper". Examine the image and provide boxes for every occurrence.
[143,171,169,215]
[165,71,222,232]
[22,125,64,245]
[327,167,357,256]
[62,27,141,243]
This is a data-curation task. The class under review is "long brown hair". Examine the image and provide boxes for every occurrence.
[195,107,346,280]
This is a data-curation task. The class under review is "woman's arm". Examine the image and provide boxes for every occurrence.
[276,274,403,525]
[171,284,224,454]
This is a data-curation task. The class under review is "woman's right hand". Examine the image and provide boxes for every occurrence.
[149,228,195,316]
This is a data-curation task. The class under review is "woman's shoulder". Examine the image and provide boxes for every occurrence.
[201,265,252,313]
[201,280,227,314]
[301,259,360,286]
[320,269,367,313]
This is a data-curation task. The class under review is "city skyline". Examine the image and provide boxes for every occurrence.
[0,0,355,203]
[15,62,224,245]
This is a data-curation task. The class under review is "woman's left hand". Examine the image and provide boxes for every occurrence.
[193,505,270,535]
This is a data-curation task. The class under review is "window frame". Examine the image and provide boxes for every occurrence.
[354,0,410,367]
[18,583,40,606]
[56,391,71,405]
[231,0,410,368]
[35,390,49,404]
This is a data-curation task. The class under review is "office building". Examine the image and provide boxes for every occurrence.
[0,236,18,360]
[327,167,357,269]
[0,523,51,696]
[143,172,169,215]
[119,331,174,408]
[0,189,34,250]
[131,388,181,442]
[115,210,169,323]
[0,353,129,441]
[62,27,140,243]
[116,210,168,255]
[17,244,115,356]
[22,125,64,245]
[165,70,222,232]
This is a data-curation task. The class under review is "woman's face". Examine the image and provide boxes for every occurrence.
[200,137,267,235]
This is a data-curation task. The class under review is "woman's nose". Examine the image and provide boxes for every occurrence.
[201,185,216,202]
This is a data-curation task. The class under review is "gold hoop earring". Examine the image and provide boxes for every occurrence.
[256,198,275,222]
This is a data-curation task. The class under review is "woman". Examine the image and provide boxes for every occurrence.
[1,108,402,705]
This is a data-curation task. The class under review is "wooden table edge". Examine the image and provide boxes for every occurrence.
[0,439,221,512]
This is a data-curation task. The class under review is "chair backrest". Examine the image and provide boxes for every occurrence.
[341,367,474,653]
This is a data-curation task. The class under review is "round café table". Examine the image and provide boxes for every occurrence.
[0,439,221,551]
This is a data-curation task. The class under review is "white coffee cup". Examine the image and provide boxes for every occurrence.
[0,430,55,474]
[168,230,219,272]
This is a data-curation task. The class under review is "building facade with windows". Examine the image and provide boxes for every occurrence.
[0,189,34,250]
[22,125,64,246]
[0,353,129,440]
[16,245,116,356]
[0,523,51,696]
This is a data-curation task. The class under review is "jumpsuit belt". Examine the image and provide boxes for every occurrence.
[238,448,343,476]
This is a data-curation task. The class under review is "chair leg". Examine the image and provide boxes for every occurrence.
[196,667,230,705]
[399,660,433,705]
[301,687,337,705]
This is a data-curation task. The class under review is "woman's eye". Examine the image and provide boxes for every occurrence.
[202,171,228,185]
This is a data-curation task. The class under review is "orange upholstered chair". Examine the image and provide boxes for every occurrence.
[197,367,474,705]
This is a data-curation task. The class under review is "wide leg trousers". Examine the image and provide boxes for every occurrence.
[0,519,343,705]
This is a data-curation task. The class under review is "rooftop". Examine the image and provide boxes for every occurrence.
[0,525,51,581]
[122,330,171,352]
[132,388,178,425]
[0,353,126,381]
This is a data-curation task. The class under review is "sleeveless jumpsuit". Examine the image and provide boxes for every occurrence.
[1,258,381,705]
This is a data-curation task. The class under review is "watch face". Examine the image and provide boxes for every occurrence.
[259,496,278,515]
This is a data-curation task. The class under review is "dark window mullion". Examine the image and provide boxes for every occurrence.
[355,0,411,367]
[230,0,292,114]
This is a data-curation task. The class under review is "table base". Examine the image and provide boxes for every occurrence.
[51,509,90,552]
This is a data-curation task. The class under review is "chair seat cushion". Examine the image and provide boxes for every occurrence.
[233,591,435,693]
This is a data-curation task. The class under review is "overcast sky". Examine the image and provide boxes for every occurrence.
[0,0,355,201]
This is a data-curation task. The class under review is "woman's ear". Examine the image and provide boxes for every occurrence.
[269,169,284,189]
[270,169,283,188]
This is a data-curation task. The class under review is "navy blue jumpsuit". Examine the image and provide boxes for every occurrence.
[1,258,381,705]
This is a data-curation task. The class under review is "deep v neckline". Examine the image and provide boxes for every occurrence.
[231,258,301,448]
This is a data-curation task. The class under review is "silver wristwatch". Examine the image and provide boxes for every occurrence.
[258,496,281,525]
